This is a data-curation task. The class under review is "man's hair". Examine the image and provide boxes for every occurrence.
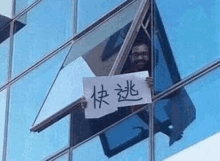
[132,41,149,53]
[131,41,150,54]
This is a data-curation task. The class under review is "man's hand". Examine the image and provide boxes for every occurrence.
[81,96,87,109]
[145,77,153,91]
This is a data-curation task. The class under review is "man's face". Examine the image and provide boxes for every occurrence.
[130,43,150,70]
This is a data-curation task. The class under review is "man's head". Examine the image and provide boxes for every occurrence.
[130,42,150,70]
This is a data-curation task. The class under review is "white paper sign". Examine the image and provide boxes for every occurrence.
[83,71,152,119]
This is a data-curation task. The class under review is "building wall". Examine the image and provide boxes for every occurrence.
[1,0,220,160]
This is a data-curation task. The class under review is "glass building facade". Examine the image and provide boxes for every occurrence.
[1,0,220,160]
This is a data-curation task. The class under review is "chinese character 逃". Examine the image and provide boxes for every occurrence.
[115,80,143,102]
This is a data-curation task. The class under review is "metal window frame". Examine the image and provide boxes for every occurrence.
[44,147,70,161]
[13,0,43,20]
[31,42,74,131]
[48,150,69,161]
[150,1,154,160]
[2,18,14,161]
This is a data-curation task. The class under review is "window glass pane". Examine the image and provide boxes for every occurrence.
[33,21,133,127]
[155,67,220,160]
[72,110,149,160]
[6,48,69,161]
[7,116,70,161]
[0,0,12,18]
[12,0,73,77]
[52,152,69,161]
[154,4,184,94]
[65,0,142,66]
[0,28,10,87]
[154,33,177,94]
[0,89,7,161]
[155,0,220,79]
[164,132,220,161]
[15,0,36,15]
[77,0,126,32]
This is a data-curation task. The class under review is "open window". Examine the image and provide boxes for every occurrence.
[31,0,196,158]
[31,0,143,132]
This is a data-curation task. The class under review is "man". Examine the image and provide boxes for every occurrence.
[126,42,151,74]
[81,41,153,132]
[81,41,153,110]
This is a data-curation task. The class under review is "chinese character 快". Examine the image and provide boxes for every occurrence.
[91,84,109,109]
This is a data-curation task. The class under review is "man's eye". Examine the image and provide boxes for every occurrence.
[136,54,145,57]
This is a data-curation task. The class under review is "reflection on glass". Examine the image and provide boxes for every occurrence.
[33,22,131,127]
[156,0,220,79]
[0,89,7,160]
[0,16,12,44]
[52,152,69,161]
[34,56,95,126]
[6,49,68,161]
[154,4,182,94]
[72,112,149,160]
[155,88,196,148]
[155,67,220,160]
[64,0,142,67]
[77,0,125,32]
[154,34,175,94]
[0,36,9,87]
[12,0,73,77]
[100,112,149,158]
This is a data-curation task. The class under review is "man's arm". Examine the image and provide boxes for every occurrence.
[145,77,153,93]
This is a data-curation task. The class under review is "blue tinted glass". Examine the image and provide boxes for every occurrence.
[102,113,149,152]
[8,116,69,161]
[12,0,73,77]
[65,0,142,66]
[0,35,9,87]
[0,89,7,161]
[72,112,149,160]
[155,67,220,160]
[52,152,69,161]
[15,0,36,15]
[156,0,220,79]
[77,0,125,32]
[6,47,69,161]
[154,34,175,94]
